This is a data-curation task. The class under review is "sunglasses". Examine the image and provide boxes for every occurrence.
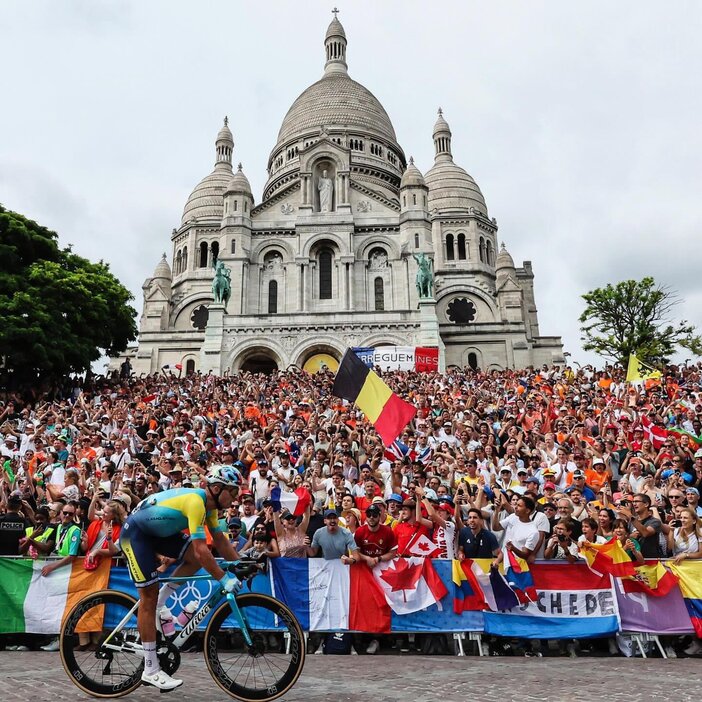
[62,511,76,516]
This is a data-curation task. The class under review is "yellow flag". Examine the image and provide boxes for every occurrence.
[626,354,662,383]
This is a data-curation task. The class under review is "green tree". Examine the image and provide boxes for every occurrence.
[0,205,137,387]
[579,277,701,367]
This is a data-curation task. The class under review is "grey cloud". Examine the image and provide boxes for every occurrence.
[1,0,700,367]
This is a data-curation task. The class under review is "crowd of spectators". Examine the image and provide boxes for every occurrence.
[1,361,701,656]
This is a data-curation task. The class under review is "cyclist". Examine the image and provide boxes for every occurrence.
[118,465,244,691]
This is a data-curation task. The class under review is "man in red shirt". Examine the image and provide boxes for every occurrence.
[354,505,397,567]
[353,505,398,655]
[392,498,433,557]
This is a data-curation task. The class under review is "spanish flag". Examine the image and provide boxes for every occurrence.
[622,561,678,598]
[580,538,637,578]
[332,349,417,446]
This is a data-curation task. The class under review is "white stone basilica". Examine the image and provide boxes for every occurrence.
[129,12,563,375]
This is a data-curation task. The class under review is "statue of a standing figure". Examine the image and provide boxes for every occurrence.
[413,252,433,299]
[212,259,231,307]
[317,169,333,212]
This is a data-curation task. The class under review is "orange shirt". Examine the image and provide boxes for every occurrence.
[584,467,612,492]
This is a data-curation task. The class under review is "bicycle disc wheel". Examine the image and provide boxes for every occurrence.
[60,589,143,698]
[204,593,306,702]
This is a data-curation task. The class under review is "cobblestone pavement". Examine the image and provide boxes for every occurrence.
[0,651,699,702]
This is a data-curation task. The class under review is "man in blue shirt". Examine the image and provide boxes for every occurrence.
[457,508,501,565]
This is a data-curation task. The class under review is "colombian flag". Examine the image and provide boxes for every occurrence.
[452,560,487,613]
[669,560,702,637]
[504,550,537,603]
[333,349,417,446]
[580,538,637,578]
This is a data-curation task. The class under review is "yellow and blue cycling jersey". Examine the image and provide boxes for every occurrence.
[119,488,222,587]
[128,487,222,540]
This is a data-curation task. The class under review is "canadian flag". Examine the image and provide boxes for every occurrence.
[406,533,442,558]
[373,557,448,615]
[639,415,667,450]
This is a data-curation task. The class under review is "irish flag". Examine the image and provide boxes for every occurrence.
[0,558,111,634]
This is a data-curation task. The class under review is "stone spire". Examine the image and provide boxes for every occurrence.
[432,107,453,163]
[324,8,348,76]
[215,116,234,168]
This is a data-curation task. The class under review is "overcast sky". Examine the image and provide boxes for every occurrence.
[1,0,700,367]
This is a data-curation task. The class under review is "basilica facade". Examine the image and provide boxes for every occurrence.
[130,13,563,375]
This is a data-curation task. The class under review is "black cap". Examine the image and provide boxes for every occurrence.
[366,505,381,517]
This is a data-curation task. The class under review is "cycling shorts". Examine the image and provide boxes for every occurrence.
[118,518,191,588]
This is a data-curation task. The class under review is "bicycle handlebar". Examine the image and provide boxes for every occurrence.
[222,557,267,581]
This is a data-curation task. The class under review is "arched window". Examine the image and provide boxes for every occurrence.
[374,277,384,311]
[231,239,236,254]
[268,280,278,314]
[412,194,417,205]
[414,232,420,249]
[182,246,187,272]
[319,249,332,299]
[211,241,219,266]
[175,250,182,275]
[479,237,485,264]
[486,240,494,266]
[185,359,195,375]
[446,233,455,261]
[457,233,467,260]
[468,353,478,370]
[233,199,238,212]
[199,241,208,268]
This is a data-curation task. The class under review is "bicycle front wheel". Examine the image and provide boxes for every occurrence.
[60,589,143,698]
[204,593,306,702]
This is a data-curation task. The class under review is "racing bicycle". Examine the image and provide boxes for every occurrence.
[59,559,305,701]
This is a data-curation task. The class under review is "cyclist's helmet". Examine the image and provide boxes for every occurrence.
[206,465,243,491]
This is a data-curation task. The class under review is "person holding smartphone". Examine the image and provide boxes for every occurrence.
[545,519,578,562]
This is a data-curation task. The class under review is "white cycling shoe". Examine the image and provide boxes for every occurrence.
[141,669,183,691]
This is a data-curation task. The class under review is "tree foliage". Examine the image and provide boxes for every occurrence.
[0,205,137,386]
[579,277,701,366]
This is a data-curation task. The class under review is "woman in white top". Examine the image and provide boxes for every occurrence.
[667,507,702,563]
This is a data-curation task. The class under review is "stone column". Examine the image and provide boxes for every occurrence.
[200,303,226,374]
[241,262,248,314]
[417,297,446,372]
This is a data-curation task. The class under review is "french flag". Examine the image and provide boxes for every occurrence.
[269,487,311,516]
[270,558,447,634]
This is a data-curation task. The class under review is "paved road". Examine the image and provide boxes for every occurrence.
[0,651,699,702]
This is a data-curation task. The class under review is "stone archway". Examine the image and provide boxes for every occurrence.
[240,354,279,374]
[232,345,283,374]
[296,344,341,374]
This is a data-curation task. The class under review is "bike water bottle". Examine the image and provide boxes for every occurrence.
[159,607,176,637]
[176,602,198,627]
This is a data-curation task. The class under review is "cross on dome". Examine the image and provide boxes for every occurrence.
[332,7,339,18]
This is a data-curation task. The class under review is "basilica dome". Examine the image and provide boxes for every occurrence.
[425,109,488,215]
[264,14,405,200]
[276,76,398,146]
[181,118,233,225]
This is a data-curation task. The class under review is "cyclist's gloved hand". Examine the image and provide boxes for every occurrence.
[219,573,242,594]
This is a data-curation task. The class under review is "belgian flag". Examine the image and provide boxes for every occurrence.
[332,349,417,446]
